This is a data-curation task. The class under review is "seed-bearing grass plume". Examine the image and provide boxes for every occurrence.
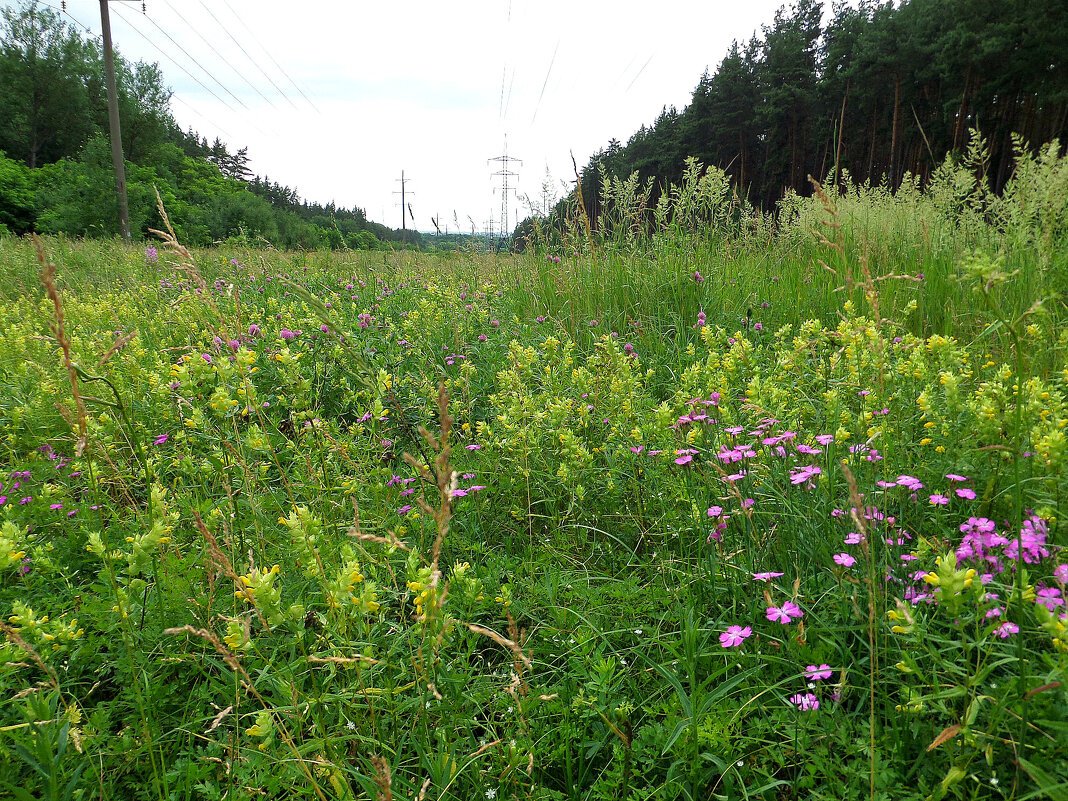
[35,236,88,456]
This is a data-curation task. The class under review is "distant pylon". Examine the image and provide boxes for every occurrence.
[489,136,521,242]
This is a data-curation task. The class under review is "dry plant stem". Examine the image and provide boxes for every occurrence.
[370,755,392,801]
[571,151,597,256]
[467,623,532,669]
[98,330,138,366]
[164,624,330,801]
[35,235,88,453]
[149,187,228,338]
[0,622,61,692]
[194,513,271,631]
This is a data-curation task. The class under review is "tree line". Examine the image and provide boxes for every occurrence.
[0,1,424,248]
[530,0,1067,237]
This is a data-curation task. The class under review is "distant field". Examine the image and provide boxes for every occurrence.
[1,155,1067,800]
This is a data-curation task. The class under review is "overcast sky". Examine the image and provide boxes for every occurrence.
[53,0,792,232]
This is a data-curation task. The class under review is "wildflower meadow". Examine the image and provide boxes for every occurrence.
[1,144,1068,800]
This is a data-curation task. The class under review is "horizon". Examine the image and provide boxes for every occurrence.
[29,0,801,231]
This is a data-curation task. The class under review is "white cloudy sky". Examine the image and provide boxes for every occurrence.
[55,0,791,232]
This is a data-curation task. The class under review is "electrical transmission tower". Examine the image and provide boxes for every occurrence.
[488,137,521,246]
[393,170,414,243]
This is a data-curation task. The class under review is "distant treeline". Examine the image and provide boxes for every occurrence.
[0,2,424,248]
[520,0,1067,240]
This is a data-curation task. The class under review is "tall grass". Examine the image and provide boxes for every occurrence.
[0,136,1066,800]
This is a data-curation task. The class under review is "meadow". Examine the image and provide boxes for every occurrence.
[1,141,1067,800]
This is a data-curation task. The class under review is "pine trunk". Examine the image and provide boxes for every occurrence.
[890,76,900,187]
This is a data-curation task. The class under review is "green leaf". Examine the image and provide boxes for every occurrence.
[1017,757,1068,801]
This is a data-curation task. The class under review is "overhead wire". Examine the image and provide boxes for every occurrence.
[217,0,319,113]
[531,40,559,124]
[625,55,654,93]
[107,3,241,115]
[118,3,250,110]
[39,1,91,34]
[170,93,235,141]
[45,2,239,144]
[498,65,506,119]
[158,0,280,111]
[195,0,300,112]
[109,4,277,141]
[504,67,515,120]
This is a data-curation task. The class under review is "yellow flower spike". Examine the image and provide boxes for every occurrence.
[922,572,940,586]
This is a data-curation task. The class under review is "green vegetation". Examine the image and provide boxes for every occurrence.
[516,0,1068,242]
[0,2,425,249]
[2,0,1068,797]
[1,139,1067,799]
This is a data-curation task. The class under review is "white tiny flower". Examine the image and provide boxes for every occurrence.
[346,721,356,731]
[486,790,497,800]
[634,629,643,635]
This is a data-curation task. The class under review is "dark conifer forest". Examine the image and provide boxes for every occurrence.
[569,0,1067,221]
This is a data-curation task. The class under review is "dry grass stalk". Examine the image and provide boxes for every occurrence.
[306,655,379,666]
[1,622,60,691]
[98,330,138,366]
[164,624,330,801]
[467,624,532,670]
[34,236,88,455]
[347,526,410,552]
[808,177,851,290]
[840,461,869,542]
[206,704,232,734]
[149,188,228,337]
[370,755,393,801]
[570,151,597,256]
[193,513,271,631]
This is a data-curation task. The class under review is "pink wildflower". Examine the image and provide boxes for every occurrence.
[766,602,803,624]
[719,625,752,648]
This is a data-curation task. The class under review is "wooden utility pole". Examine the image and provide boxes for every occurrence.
[99,0,131,240]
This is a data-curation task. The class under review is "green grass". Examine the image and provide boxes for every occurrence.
[0,152,1067,800]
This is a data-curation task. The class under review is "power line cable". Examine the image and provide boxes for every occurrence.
[217,0,320,113]
[158,0,280,110]
[120,3,250,110]
[625,54,654,93]
[504,66,515,120]
[41,1,91,33]
[52,2,238,144]
[195,0,299,111]
[498,64,506,119]
[107,3,241,114]
[531,40,559,124]
[170,92,234,140]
